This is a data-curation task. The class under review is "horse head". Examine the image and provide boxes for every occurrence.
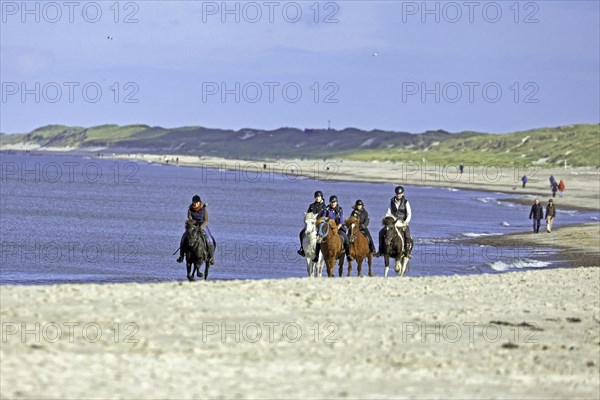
[381,216,403,253]
[316,217,338,243]
[345,215,360,243]
[185,221,207,260]
[304,212,318,234]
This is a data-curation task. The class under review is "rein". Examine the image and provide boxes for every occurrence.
[317,221,330,239]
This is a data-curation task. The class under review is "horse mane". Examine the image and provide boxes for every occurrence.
[382,216,396,226]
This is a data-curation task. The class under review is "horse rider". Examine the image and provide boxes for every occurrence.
[322,195,352,261]
[376,186,413,259]
[176,194,216,265]
[350,199,376,254]
[297,190,326,258]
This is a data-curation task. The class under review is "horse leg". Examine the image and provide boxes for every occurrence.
[400,256,409,276]
[357,258,363,277]
[306,257,312,277]
[204,260,210,281]
[347,258,352,277]
[317,254,324,277]
[338,255,344,277]
[367,254,373,277]
[186,262,195,281]
[384,255,390,278]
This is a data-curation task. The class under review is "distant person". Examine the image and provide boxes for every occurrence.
[350,199,376,254]
[545,199,556,233]
[549,175,556,186]
[521,175,528,188]
[551,180,558,198]
[529,199,544,234]
[459,164,464,174]
[298,191,326,258]
[558,179,565,197]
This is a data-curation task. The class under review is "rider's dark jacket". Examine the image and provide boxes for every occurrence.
[307,200,326,217]
[323,204,345,230]
[187,204,208,229]
[389,197,409,222]
[350,207,370,229]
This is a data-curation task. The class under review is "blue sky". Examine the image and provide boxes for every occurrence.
[1,0,599,134]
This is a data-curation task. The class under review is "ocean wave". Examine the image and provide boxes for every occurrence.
[461,232,498,237]
[488,259,551,272]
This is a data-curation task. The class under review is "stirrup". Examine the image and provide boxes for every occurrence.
[297,248,305,257]
[176,256,184,263]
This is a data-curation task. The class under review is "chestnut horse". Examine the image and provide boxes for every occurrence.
[316,217,345,277]
[302,212,324,277]
[381,216,410,277]
[344,215,373,277]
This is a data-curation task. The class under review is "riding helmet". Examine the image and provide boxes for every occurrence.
[314,190,324,198]
[329,195,338,203]
[395,186,405,194]
[355,199,364,206]
[192,194,201,203]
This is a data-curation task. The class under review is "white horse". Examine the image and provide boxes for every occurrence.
[303,212,324,277]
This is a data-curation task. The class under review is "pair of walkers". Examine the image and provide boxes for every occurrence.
[529,198,557,233]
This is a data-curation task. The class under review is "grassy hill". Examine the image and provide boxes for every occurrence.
[1,123,598,167]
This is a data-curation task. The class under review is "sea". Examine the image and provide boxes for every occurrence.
[1,152,598,285]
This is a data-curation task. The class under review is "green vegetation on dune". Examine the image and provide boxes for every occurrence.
[345,124,600,167]
[1,123,598,167]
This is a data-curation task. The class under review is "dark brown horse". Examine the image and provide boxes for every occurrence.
[344,215,373,277]
[184,221,210,281]
[316,217,345,277]
[381,216,409,277]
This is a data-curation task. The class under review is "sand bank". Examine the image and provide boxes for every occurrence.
[1,267,598,399]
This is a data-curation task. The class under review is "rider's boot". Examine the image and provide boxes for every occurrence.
[344,237,352,262]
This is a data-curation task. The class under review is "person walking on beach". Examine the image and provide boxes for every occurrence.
[322,195,351,261]
[545,199,556,233]
[350,199,376,254]
[558,179,565,197]
[529,199,544,233]
[176,195,216,265]
[521,175,528,188]
[297,190,326,257]
[551,180,558,198]
[377,186,414,258]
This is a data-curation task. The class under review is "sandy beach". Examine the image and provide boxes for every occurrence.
[1,267,599,399]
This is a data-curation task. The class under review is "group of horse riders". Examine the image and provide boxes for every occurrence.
[175,186,413,266]
[297,186,414,262]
